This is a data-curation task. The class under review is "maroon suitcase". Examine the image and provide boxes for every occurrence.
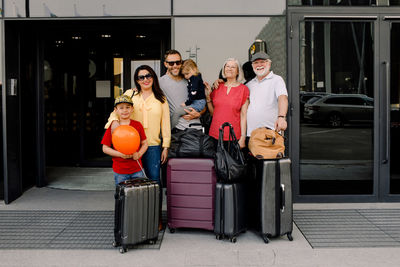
[167,158,216,232]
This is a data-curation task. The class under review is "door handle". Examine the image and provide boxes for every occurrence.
[382,61,390,164]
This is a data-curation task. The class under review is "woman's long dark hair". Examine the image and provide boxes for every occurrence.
[133,65,166,103]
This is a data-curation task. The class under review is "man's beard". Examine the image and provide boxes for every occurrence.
[254,67,269,77]
[169,68,181,77]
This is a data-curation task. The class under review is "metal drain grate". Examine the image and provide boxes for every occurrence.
[0,211,165,249]
[294,209,400,248]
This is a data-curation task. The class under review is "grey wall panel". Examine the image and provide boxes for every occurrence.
[4,0,26,17]
[174,17,287,84]
[29,0,170,17]
[173,0,285,16]
[255,16,287,82]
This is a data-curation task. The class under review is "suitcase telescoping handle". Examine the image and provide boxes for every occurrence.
[280,184,285,213]
[136,159,148,179]
[188,123,205,134]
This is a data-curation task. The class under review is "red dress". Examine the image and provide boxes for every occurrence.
[209,83,249,141]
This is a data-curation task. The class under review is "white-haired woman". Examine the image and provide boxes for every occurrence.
[205,58,249,148]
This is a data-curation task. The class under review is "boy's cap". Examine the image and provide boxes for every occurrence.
[251,51,270,62]
[114,95,133,107]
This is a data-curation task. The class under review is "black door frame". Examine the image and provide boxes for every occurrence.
[288,6,400,203]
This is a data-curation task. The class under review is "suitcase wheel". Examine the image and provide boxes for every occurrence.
[287,233,293,241]
[262,235,270,244]
[215,234,223,240]
[119,246,128,254]
[229,236,237,243]
[148,237,158,244]
[169,227,176,234]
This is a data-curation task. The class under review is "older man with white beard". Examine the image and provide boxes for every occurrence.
[246,51,288,137]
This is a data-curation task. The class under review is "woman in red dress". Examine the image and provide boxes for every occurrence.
[205,58,249,148]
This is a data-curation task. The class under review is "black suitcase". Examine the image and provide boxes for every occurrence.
[214,182,246,243]
[249,158,293,243]
[113,178,160,253]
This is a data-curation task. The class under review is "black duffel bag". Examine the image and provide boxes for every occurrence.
[214,122,247,182]
[168,123,215,158]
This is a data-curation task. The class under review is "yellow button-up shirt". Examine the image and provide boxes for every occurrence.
[105,89,171,148]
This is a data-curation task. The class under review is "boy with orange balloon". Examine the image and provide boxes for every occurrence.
[101,95,148,185]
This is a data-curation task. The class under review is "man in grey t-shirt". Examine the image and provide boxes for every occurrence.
[159,50,201,131]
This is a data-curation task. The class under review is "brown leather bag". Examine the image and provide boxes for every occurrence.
[248,127,285,159]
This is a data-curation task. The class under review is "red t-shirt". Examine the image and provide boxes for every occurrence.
[101,120,147,174]
[209,83,249,141]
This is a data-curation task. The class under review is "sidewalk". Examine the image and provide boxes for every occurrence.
[0,187,400,267]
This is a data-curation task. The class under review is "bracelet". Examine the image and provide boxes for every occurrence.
[278,115,286,119]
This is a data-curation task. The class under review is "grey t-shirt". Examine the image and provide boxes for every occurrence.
[159,74,201,130]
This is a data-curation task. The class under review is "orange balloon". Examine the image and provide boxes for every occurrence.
[112,125,140,155]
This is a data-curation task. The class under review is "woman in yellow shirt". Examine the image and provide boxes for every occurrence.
[106,65,171,186]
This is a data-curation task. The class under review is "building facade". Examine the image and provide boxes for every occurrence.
[1,0,399,203]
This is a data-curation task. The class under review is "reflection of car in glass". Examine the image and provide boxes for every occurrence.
[300,91,327,120]
[304,94,374,127]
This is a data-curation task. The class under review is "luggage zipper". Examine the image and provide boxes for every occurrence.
[275,160,281,236]
[281,184,285,213]
[221,185,224,234]
[232,183,237,236]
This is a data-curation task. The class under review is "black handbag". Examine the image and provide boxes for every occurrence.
[214,122,247,182]
[168,123,215,158]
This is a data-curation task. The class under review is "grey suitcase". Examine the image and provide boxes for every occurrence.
[114,178,160,253]
[214,182,246,243]
[251,158,293,243]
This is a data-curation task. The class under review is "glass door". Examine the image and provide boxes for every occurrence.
[43,29,116,167]
[289,12,379,201]
[290,10,400,201]
[389,22,400,195]
[380,17,400,199]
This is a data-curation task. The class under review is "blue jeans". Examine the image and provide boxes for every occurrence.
[142,145,161,186]
[190,99,206,112]
[113,170,145,186]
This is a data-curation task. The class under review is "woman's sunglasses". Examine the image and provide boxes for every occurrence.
[137,73,153,81]
[165,60,182,67]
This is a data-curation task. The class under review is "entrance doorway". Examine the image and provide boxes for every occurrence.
[41,19,170,167]
[2,19,170,202]
[289,8,400,201]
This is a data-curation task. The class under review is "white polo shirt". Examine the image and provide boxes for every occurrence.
[246,71,288,136]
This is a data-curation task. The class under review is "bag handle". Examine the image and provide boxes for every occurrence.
[119,177,149,186]
[219,122,244,163]
[264,127,287,142]
[189,123,203,127]
[217,125,226,151]
[189,123,205,134]
[219,122,238,143]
